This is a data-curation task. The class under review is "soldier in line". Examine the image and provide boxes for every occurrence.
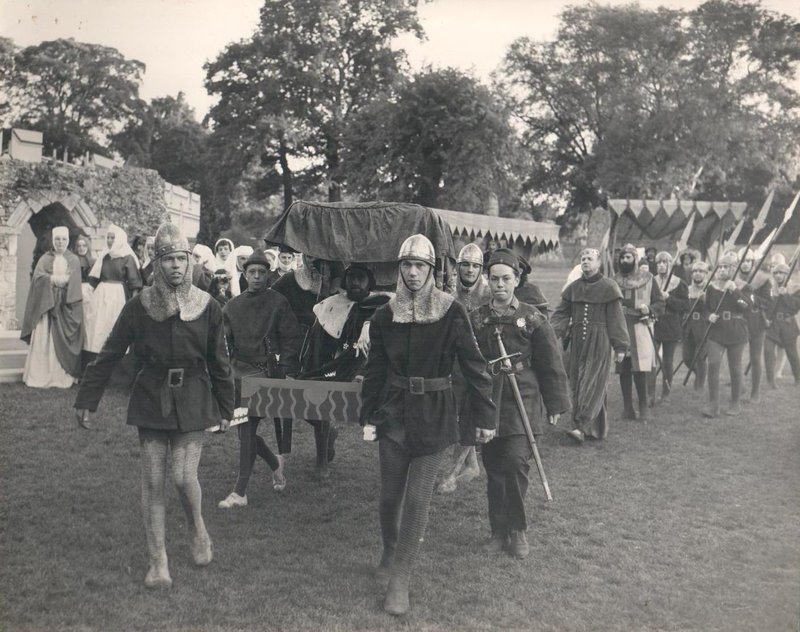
[682,260,711,391]
[764,262,800,387]
[701,251,749,418]
[612,244,665,422]
[649,251,689,405]
[737,249,772,404]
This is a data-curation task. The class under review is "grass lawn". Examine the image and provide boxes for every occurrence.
[2,266,799,631]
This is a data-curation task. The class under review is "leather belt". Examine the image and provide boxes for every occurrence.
[776,312,794,321]
[140,361,208,416]
[388,373,452,395]
[719,311,743,321]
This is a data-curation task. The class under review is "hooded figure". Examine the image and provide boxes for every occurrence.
[75,222,234,590]
[214,238,240,296]
[84,224,142,354]
[232,245,254,292]
[21,226,85,387]
[360,234,496,616]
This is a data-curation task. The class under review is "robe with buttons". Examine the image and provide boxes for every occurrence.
[551,273,629,436]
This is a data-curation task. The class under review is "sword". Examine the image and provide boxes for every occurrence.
[490,326,553,502]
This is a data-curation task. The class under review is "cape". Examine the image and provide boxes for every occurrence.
[562,273,623,304]
[20,250,83,342]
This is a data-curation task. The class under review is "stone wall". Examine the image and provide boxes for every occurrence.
[0,231,16,330]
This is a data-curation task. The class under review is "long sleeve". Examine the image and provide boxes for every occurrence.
[124,255,143,293]
[550,296,572,338]
[205,300,234,420]
[359,312,390,425]
[606,299,630,353]
[666,281,690,314]
[74,300,136,411]
[452,304,495,430]
[649,281,665,318]
[529,322,571,416]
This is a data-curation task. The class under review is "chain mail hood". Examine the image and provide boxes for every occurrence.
[389,264,454,324]
[140,223,210,322]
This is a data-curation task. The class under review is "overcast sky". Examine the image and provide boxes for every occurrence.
[2,0,799,119]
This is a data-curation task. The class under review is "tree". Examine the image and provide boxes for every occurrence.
[204,0,424,222]
[111,93,208,190]
[343,68,525,212]
[500,1,800,225]
[3,38,145,158]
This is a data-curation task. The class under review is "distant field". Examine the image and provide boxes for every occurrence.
[1,265,798,632]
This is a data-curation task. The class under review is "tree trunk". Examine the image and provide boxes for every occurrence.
[326,135,341,202]
[279,137,294,210]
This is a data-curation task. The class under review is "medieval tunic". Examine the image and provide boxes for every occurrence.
[222,287,302,401]
[21,250,85,387]
[766,286,800,348]
[684,283,711,362]
[551,273,629,437]
[654,275,690,343]
[740,271,772,336]
[360,298,496,457]
[75,297,234,431]
[470,298,569,535]
[612,269,665,372]
[705,285,749,347]
[85,254,143,353]
[469,299,570,436]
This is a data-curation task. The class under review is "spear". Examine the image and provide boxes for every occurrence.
[680,192,771,329]
[663,208,697,290]
[746,191,799,283]
[681,192,778,383]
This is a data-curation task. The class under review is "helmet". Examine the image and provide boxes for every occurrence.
[692,260,710,272]
[620,243,638,262]
[770,253,787,267]
[738,247,755,262]
[398,234,435,266]
[457,243,483,266]
[154,222,190,259]
[718,250,738,266]
[773,263,790,275]
[655,251,673,264]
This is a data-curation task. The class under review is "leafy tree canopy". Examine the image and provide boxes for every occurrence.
[500,0,800,225]
[343,67,525,213]
[2,38,146,158]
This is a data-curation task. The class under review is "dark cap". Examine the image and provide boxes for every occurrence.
[242,250,271,271]
[486,248,521,274]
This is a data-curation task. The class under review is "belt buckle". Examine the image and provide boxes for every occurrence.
[692,312,700,321]
[722,311,731,321]
[408,376,425,395]
[168,368,184,388]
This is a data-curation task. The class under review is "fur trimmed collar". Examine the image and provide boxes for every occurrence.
[295,263,322,295]
[613,269,653,291]
[389,270,455,323]
[140,259,211,322]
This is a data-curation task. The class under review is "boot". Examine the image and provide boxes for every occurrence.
[506,530,530,559]
[482,532,507,554]
[383,576,410,616]
[191,532,213,567]
[620,373,636,419]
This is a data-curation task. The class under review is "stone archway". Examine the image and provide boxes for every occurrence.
[1,191,99,330]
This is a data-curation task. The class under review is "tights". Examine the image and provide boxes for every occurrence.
[648,340,678,399]
[765,338,800,386]
[138,429,208,571]
[619,360,648,418]
[706,340,745,413]
[234,418,280,496]
[747,330,765,400]
[379,439,447,580]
